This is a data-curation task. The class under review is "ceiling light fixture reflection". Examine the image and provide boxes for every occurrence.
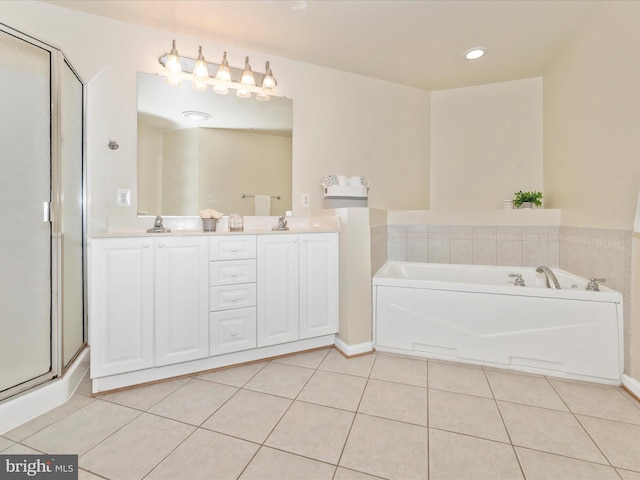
[164,39,182,86]
[191,46,209,91]
[181,111,211,121]
[465,48,486,60]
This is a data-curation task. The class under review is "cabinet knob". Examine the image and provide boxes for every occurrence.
[231,247,238,252]
[230,330,238,337]
[157,242,165,248]
[143,242,150,248]
[231,297,238,302]
[231,272,238,277]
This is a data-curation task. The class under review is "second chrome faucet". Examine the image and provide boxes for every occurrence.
[536,265,561,289]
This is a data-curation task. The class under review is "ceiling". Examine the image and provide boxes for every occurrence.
[44,0,601,91]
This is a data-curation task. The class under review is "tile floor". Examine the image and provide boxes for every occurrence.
[2,348,640,480]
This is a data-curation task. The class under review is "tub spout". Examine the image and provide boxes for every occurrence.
[536,266,561,289]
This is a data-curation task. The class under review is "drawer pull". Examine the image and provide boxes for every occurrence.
[231,297,239,302]
[230,330,238,337]
[231,272,238,277]
[231,247,238,252]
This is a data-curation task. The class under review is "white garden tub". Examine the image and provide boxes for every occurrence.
[373,262,623,384]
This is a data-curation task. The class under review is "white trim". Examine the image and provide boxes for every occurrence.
[0,348,89,435]
[334,337,374,357]
[622,374,640,399]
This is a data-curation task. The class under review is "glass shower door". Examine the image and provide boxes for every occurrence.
[0,30,54,395]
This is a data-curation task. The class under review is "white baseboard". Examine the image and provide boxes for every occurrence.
[334,337,374,357]
[622,374,640,400]
[0,348,90,435]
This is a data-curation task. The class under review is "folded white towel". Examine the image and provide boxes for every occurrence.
[254,195,271,216]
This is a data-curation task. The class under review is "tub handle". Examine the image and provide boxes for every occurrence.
[508,273,526,287]
[586,278,606,291]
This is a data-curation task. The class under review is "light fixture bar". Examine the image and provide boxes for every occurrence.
[158,53,270,91]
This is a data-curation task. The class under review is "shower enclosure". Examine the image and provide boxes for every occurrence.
[0,23,86,402]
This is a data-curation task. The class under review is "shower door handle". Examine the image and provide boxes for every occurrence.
[43,201,52,222]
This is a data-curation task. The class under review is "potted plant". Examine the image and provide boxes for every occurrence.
[513,191,543,209]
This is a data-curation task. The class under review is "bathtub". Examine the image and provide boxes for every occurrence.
[373,261,623,384]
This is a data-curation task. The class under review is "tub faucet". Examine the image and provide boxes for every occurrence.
[536,266,560,289]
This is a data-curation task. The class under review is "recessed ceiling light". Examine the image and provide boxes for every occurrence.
[465,48,485,60]
[181,110,211,121]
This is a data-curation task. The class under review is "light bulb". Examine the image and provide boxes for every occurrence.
[236,88,251,99]
[261,61,277,92]
[164,39,182,86]
[191,46,209,91]
[213,84,228,95]
[256,92,270,102]
[215,51,231,82]
[241,56,256,87]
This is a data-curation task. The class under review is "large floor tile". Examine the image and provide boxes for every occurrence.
[340,413,428,479]
[2,444,43,454]
[265,401,354,464]
[485,369,567,411]
[358,379,428,426]
[4,394,94,441]
[429,429,523,480]
[197,361,267,387]
[79,413,194,480]
[272,348,331,369]
[578,415,640,471]
[146,428,258,480]
[201,389,291,443]
[370,353,427,387]
[243,362,314,399]
[318,349,376,377]
[0,436,15,452]
[148,378,236,425]
[618,469,640,480]
[333,467,386,480]
[239,446,335,480]
[298,370,367,411]
[498,401,607,464]
[78,469,104,480]
[22,400,140,455]
[100,377,190,411]
[428,360,492,398]
[515,446,620,480]
[429,389,509,442]
[551,379,640,424]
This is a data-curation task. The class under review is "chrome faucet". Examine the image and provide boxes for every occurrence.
[536,266,560,289]
[147,215,170,233]
[272,216,289,231]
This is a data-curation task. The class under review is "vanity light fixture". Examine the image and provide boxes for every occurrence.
[191,46,209,91]
[164,39,183,86]
[158,43,278,101]
[465,48,486,60]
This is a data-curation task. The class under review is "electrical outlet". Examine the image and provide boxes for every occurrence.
[301,193,310,208]
[116,188,131,207]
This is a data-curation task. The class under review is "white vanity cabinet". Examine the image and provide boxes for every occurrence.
[89,236,209,377]
[209,236,258,355]
[257,232,338,347]
[89,237,154,377]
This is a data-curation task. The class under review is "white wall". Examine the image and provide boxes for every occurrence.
[543,1,640,229]
[430,78,543,210]
[0,1,431,231]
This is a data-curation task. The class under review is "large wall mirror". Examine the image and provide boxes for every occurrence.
[137,72,292,217]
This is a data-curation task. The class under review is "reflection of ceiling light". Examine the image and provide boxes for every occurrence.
[181,111,211,121]
[191,46,209,91]
[215,51,231,82]
[240,56,256,87]
[465,48,485,60]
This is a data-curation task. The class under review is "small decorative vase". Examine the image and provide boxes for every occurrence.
[520,202,532,209]
[202,218,218,232]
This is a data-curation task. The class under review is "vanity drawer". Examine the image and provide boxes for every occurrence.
[210,235,256,261]
[210,307,257,355]
[210,284,256,311]
[210,259,256,286]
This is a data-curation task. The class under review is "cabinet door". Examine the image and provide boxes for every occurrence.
[257,235,299,347]
[155,237,209,366]
[89,238,154,377]
[299,233,339,338]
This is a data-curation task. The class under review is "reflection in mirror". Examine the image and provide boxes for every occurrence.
[137,72,292,217]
